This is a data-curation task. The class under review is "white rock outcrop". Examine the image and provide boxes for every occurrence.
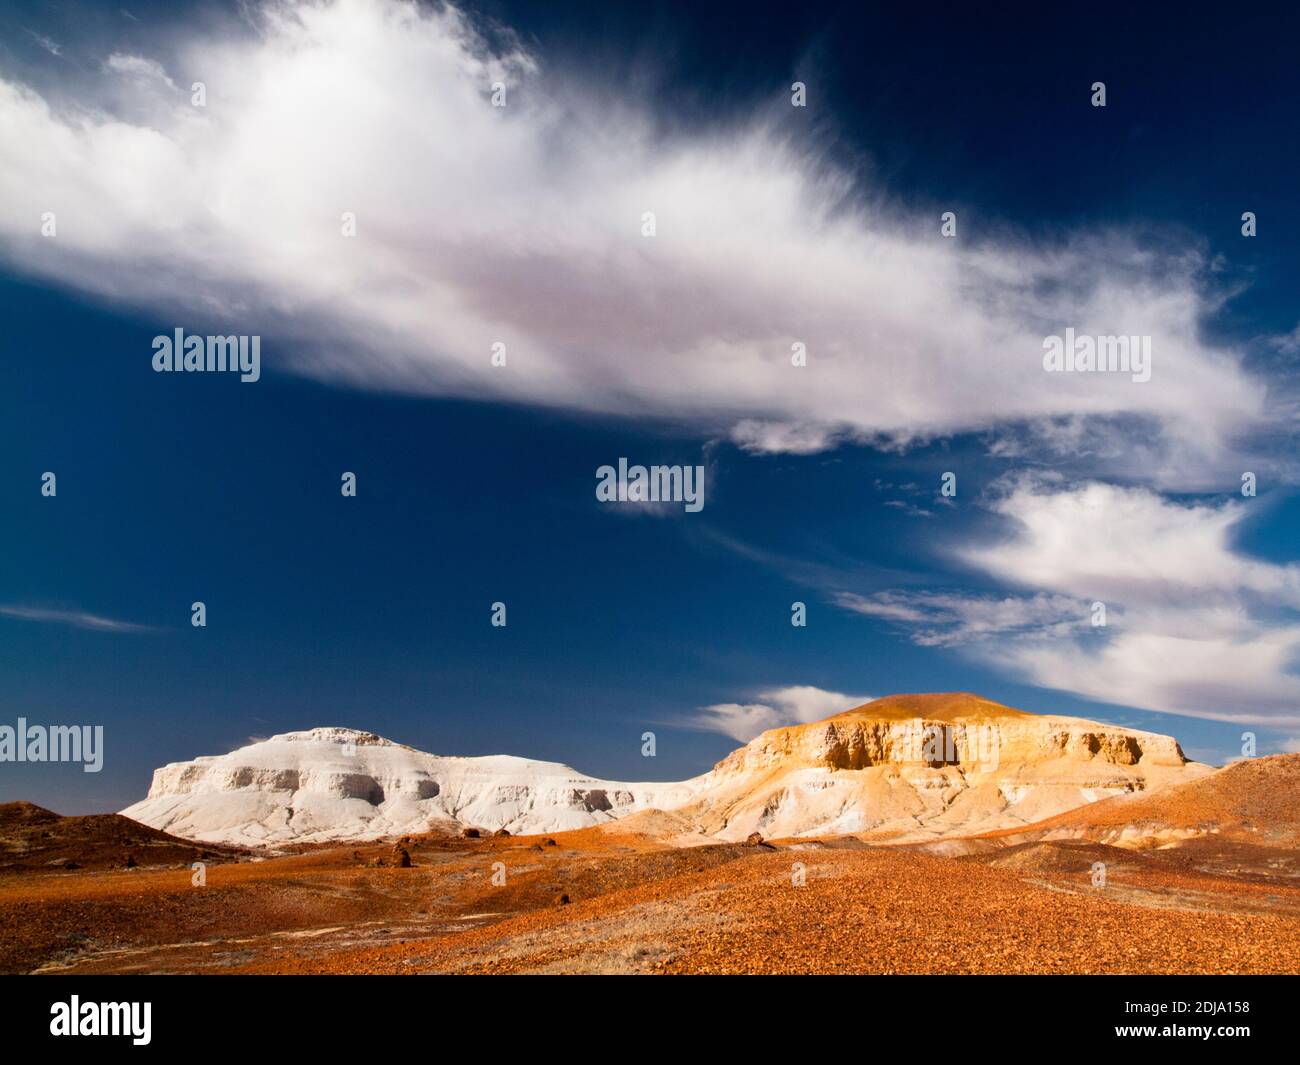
[122,726,703,847]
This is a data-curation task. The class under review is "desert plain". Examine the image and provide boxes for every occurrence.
[3,755,1300,975]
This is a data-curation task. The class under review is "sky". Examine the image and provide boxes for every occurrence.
[1,0,1299,812]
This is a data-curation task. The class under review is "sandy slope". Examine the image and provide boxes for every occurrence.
[971,752,1300,850]
[11,829,1294,976]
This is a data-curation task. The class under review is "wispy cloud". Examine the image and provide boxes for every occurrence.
[25,31,63,57]
[0,0,1278,485]
[0,604,157,633]
[104,52,176,89]
[840,476,1300,726]
[836,590,1092,647]
[681,685,873,743]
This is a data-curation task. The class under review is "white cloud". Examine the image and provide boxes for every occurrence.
[27,31,63,57]
[1008,628,1300,725]
[685,685,873,742]
[850,478,1300,725]
[730,420,849,456]
[1272,324,1300,357]
[0,604,155,633]
[104,53,177,89]
[962,477,1300,605]
[0,0,1274,478]
[836,590,1090,647]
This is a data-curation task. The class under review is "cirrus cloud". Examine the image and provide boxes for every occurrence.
[0,0,1275,481]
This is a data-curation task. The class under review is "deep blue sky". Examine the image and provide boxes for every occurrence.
[2,1,1298,811]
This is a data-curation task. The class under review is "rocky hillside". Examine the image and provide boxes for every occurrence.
[120,695,1211,846]
[678,693,1208,841]
[0,801,245,873]
[121,727,703,846]
[970,751,1300,850]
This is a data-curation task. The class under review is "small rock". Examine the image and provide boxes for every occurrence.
[555,893,570,906]
[494,828,511,837]
[124,854,137,869]
[393,846,412,868]
[461,827,481,839]
[745,832,765,846]
[541,838,558,847]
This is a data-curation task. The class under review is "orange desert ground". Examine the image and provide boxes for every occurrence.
[3,693,1299,975]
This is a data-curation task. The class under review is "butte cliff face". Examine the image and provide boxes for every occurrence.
[121,694,1212,847]
[677,693,1209,842]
